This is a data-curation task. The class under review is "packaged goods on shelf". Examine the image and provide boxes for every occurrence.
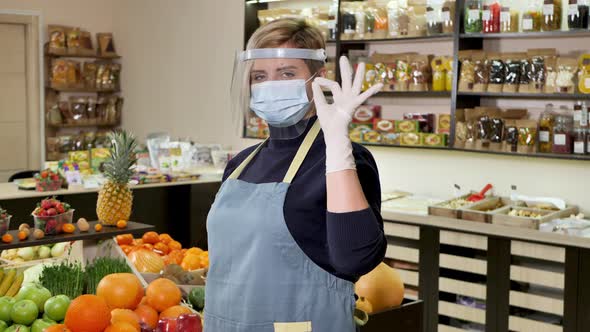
[500,1,519,32]
[258,6,337,41]
[568,0,590,30]
[46,96,122,126]
[522,0,543,32]
[482,0,501,33]
[579,54,590,93]
[50,60,121,90]
[48,25,96,55]
[541,0,562,31]
[464,0,483,33]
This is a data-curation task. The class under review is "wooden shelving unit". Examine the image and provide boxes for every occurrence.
[46,86,120,93]
[48,122,120,129]
[45,51,121,59]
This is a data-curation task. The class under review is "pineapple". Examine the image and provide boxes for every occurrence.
[97,130,137,225]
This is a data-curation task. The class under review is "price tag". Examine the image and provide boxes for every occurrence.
[569,4,579,16]
[543,4,555,16]
[468,9,480,20]
[539,131,550,142]
[442,11,451,21]
[574,141,585,154]
[523,18,533,30]
[500,11,511,22]
[482,10,491,21]
[554,134,566,145]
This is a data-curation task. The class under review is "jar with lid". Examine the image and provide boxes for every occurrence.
[483,0,502,33]
[552,115,573,154]
[426,0,443,35]
[500,0,519,32]
[465,0,483,33]
[542,0,562,31]
[573,128,587,154]
[341,3,357,40]
[539,104,556,153]
[441,1,456,33]
[522,0,542,31]
[568,0,590,29]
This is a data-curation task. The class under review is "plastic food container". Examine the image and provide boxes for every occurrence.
[35,179,63,192]
[0,215,11,236]
[32,209,74,235]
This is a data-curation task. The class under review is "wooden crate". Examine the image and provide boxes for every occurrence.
[360,299,423,332]
[460,197,511,223]
[492,206,578,229]
[428,194,475,219]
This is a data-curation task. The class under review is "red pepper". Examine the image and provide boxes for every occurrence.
[177,314,202,332]
[156,318,177,332]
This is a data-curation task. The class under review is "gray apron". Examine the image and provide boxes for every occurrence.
[204,120,356,332]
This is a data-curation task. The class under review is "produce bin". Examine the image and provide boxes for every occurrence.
[360,299,423,332]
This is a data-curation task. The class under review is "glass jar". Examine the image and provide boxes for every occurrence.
[426,3,443,35]
[573,128,587,154]
[500,1,519,32]
[442,1,456,33]
[542,0,562,31]
[483,0,502,32]
[539,104,556,153]
[552,115,573,154]
[568,0,590,29]
[523,0,542,31]
[341,4,357,40]
[573,101,586,128]
[387,0,400,37]
[465,0,483,33]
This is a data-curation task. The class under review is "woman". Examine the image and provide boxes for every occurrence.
[204,19,386,332]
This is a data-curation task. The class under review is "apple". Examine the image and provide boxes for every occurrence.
[4,325,29,332]
[15,284,52,312]
[43,295,70,322]
[10,300,38,326]
[31,318,56,332]
[0,297,15,323]
[0,320,7,332]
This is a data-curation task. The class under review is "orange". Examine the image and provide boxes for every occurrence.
[65,295,111,332]
[168,240,182,251]
[17,231,28,240]
[62,223,76,233]
[111,309,140,331]
[142,231,160,244]
[117,220,128,229]
[120,245,133,255]
[164,250,184,265]
[153,242,170,255]
[132,239,143,246]
[2,234,13,243]
[185,247,204,256]
[134,304,159,329]
[200,255,209,268]
[180,254,200,271]
[146,278,181,312]
[116,234,134,245]
[158,233,173,244]
[139,296,148,306]
[158,305,192,320]
[95,224,103,232]
[97,273,144,310]
[104,322,138,332]
[44,324,72,332]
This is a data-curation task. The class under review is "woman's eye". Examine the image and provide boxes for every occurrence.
[281,72,296,79]
[252,74,266,82]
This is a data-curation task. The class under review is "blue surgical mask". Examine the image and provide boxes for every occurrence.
[249,77,314,128]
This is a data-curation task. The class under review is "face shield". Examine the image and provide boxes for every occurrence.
[231,48,327,140]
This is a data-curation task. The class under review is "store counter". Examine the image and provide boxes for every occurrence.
[0,173,223,250]
[381,207,590,332]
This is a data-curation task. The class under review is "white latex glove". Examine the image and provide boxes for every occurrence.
[312,56,383,173]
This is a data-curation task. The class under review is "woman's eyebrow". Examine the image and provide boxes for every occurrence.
[275,66,298,71]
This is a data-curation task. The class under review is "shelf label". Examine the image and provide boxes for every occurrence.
[543,4,555,16]
[554,134,566,145]
[482,10,491,21]
[569,4,579,16]
[574,141,585,154]
[539,131,550,142]
[523,18,533,30]
[500,11,511,22]
[468,9,480,20]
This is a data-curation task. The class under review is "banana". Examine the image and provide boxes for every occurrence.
[0,269,16,296]
[0,268,5,285]
[5,272,23,297]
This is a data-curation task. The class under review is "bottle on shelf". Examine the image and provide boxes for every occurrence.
[426,0,444,36]
[567,0,590,29]
[483,0,502,33]
[542,0,563,31]
[573,127,587,154]
[500,0,519,32]
[522,0,543,32]
[539,103,556,153]
[465,0,484,33]
[552,114,574,154]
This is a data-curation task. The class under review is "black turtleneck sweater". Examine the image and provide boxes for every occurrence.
[222,118,386,282]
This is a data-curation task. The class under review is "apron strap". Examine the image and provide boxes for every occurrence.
[283,120,321,184]
[227,138,269,180]
[228,119,322,183]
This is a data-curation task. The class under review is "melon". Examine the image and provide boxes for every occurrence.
[354,262,405,313]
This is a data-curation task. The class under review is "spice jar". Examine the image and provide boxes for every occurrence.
[442,1,456,33]
[539,104,556,153]
[483,0,502,33]
[568,0,590,29]
[542,0,562,31]
[500,0,519,32]
[573,128,587,154]
[465,0,483,33]
[552,115,573,154]
[523,0,542,31]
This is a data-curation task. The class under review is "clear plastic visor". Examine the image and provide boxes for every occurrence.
[231,48,327,140]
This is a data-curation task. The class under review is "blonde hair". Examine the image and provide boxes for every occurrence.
[246,18,326,75]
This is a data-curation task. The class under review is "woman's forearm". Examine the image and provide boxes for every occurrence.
[326,170,369,213]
